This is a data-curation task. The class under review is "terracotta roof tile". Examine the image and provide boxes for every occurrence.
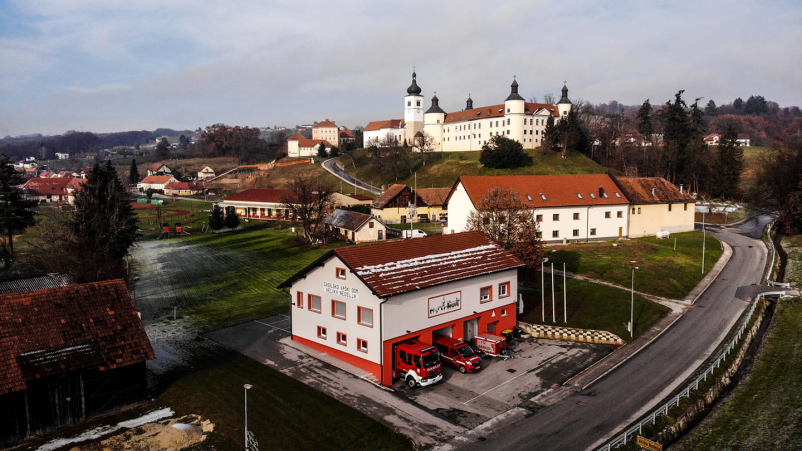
[22,177,74,196]
[371,184,408,208]
[324,209,375,231]
[139,175,175,184]
[444,102,558,124]
[222,188,294,204]
[615,177,694,204]
[313,119,338,128]
[364,119,405,132]
[340,127,355,138]
[348,194,373,201]
[416,188,451,206]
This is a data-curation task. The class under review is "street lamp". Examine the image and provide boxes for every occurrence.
[702,208,706,274]
[244,384,253,451]
[630,266,639,338]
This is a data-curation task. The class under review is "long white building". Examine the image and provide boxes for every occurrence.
[364,71,573,151]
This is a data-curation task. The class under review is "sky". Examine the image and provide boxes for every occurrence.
[1,0,800,137]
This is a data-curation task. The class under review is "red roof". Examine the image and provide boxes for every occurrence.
[222,188,294,204]
[288,133,333,148]
[140,175,175,185]
[164,181,205,191]
[335,231,524,297]
[22,177,73,196]
[615,177,694,204]
[348,194,373,201]
[364,119,405,132]
[0,280,155,395]
[451,174,629,208]
[371,184,408,208]
[148,163,170,171]
[313,119,338,128]
[444,102,558,124]
[416,188,451,206]
[340,127,355,138]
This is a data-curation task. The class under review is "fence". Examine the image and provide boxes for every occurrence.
[596,298,759,451]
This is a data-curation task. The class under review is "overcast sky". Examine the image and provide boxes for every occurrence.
[1,0,800,137]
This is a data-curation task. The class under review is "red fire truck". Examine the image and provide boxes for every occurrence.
[433,335,482,373]
[394,339,443,388]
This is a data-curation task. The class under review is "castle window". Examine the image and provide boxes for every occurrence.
[407,101,411,106]
[496,121,499,127]
[507,118,511,125]
[507,108,510,113]
[417,100,421,106]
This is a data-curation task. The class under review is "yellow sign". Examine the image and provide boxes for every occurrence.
[637,436,662,451]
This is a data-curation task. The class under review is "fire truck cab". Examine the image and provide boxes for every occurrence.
[394,339,443,388]
[433,335,482,373]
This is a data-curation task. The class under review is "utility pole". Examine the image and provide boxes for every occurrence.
[702,209,706,274]
[551,263,555,323]
[244,384,253,451]
[564,263,567,323]
[541,261,545,322]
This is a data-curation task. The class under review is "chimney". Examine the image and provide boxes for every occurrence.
[598,186,605,197]
[680,184,684,194]
[652,188,656,196]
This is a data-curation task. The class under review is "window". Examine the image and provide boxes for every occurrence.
[499,282,510,298]
[536,214,543,222]
[488,321,498,334]
[617,211,623,218]
[573,229,580,237]
[576,193,583,199]
[358,306,373,327]
[668,203,673,211]
[501,308,508,317]
[507,130,510,135]
[536,231,543,238]
[590,193,596,199]
[369,221,374,228]
[336,267,346,280]
[480,286,492,302]
[507,118,510,125]
[317,326,327,339]
[684,203,688,211]
[296,291,303,309]
[573,212,580,220]
[540,193,547,201]
[332,300,346,319]
[357,339,368,353]
[552,230,559,238]
[416,100,421,106]
[590,228,597,236]
[605,211,611,218]
[507,108,510,113]
[638,207,641,214]
[309,295,321,313]
[407,101,411,106]
[496,121,499,127]
[337,332,347,346]
[632,207,636,214]
[553,214,560,221]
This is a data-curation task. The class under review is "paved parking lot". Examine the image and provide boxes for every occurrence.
[205,315,610,444]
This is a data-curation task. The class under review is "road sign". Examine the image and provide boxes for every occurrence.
[637,436,662,451]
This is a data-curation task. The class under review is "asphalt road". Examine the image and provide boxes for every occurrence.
[471,215,772,451]
[321,158,382,195]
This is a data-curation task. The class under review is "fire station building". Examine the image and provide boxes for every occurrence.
[278,231,524,386]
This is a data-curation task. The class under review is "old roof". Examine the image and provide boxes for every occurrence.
[340,127,355,138]
[348,194,373,201]
[505,78,525,101]
[288,133,333,148]
[279,232,524,298]
[416,188,451,206]
[324,209,377,231]
[0,280,155,395]
[614,177,695,204]
[558,84,571,105]
[364,119,405,132]
[444,102,558,124]
[314,119,338,128]
[164,181,205,191]
[449,174,629,208]
[140,175,175,185]
[0,274,75,295]
[148,163,170,171]
[22,177,74,196]
[371,184,409,209]
[222,188,294,204]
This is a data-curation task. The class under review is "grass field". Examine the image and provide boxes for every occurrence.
[543,231,722,299]
[386,221,445,236]
[519,269,670,341]
[341,148,606,189]
[673,297,802,450]
[133,199,214,238]
[158,354,412,451]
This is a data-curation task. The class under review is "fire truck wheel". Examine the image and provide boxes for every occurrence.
[479,351,487,359]
[458,365,467,374]
[499,348,508,356]
[406,376,417,389]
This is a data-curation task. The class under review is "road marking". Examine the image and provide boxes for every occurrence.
[261,317,290,326]
[254,320,291,333]
[462,353,563,405]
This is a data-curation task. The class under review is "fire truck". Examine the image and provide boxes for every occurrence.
[393,339,443,388]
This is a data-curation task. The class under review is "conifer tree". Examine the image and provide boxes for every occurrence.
[712,124,744,198]
[129,159,140,186]
[0,154,37,269]
[224,206,240,230]
[209,205,225,231]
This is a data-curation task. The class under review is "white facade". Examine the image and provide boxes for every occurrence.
[363,127,404,148]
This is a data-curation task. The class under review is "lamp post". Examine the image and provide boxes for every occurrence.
[244,384,253,450]
[630,266,639,338]
[702,209,706,274]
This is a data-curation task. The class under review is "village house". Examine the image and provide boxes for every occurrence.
[278,231,524,386]
[138,175,178,191]
[147,163,173,176]
[197,165,215,180]
[0,280,155,445]
[371,184,452,223]
[220,189,371,220]
[287,132,334,158]
[339,127,355,145]
[163,181,205,196]
[312,119,340,148]
[324,209,387,243]
[55,152,69,160]
[21,177,85,204]
[612,176,696,238]
[445,174,630,242]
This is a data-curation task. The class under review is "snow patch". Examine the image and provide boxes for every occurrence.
[118,407,174,428]
[171,423,194,430]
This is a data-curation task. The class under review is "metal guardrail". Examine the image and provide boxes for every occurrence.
[765,221,776,284]
[596,298,759,451]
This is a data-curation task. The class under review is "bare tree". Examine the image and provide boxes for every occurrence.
[542,93,556,105]
[466,186,544,267]
[414,131,437,165]
[281,174,335,243]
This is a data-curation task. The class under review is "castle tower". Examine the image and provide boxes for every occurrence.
[557,83,572,118]
[404,70,424,144]
[504,77,526,144]
[424,93,446,151]
[465,94,473,110]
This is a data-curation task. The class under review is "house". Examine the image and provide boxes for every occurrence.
[138,175,178,191]
[278,231,525,386]
[0,280,155,445]
[445,174,631,242]
[220,188,297,220]
[287,132,334,158]
[147,163,172,176]
[703,133,721,146]
[364,71,571,151]
[736,133,751,146]
[612,176,696,238]
[197,166,216,180]
[339,127,355,144]
[55,153,69,160]
[22,177,83,204]
[0,274,75,295]
[330,192,373,207]
[312,119,340,148]
[345,194,373,205]
[371,184,451,223]
[163,181,205,196]
[324,209,387,243]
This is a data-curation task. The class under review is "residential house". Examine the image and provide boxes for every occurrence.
[22,177,84,204]
[163,181,205,196]
[324,209,387,243]
[612,176,695,238]
[197,166,216,180]
[55,153,69,160]
[0,280,155,445]
[220,188,296,220]
[444,174,631,242]
[312,119,340,148]
[287,132,334,158]
[147,163,173,176]
[339,127,355,144]
[0,274,75,295]
[736,133,751,146]
[363,119,405,147]
[331,192,373,207]
[703,133,721,145]
[278,231,524,386]
[138,175,178,191]
[371,184,451,223]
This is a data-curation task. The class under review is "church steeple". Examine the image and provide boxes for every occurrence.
[426,93,446,114]
[558,83,571,104]
[465,94,473,110]
[505,76,524,101]
[407,71,422,95]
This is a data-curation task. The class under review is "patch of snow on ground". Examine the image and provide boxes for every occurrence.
[695,203,743,213]
[37,408,174,451]
[172,423,194,430]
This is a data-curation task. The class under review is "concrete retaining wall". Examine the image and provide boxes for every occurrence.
[517,321,624,345]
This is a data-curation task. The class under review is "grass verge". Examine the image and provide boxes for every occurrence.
[543,231,723,299]
[519,269,670,341]
[386,221,445,236]
[158,354,412,451]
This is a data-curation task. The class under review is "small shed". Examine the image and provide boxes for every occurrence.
[324,209,387,243]
[0,280,155,445]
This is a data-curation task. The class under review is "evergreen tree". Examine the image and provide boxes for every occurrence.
[209,205,225,230]
[129,159,140,186]
[330,146,340,157]
[557,108,590,157]
[711,124,744,198]
[224,206,240,230]
[317,143,328,158]
[705,99,718,116]
[0,155,37,269]
[479,135,532,169]
[662,90,691,185]
[542,115,559,152]
[733,97,744,111]
[636,99,653,138]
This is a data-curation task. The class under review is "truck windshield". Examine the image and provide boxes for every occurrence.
[422,352,440,368]
[458,345,476,358]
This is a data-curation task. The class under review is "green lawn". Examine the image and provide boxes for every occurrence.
[673,297,802,450]
[544,231,723,299]
[134,199,214,238]
[386,221,445,236]
[158,354,412,451]
[341,148,606,189]
[519,269,670,341]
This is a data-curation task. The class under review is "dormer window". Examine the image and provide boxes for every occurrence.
[615,192,621,198]
[590,193,596,199]
[526,194,533,201]
[576,193,583,199]
[540,193,547,201]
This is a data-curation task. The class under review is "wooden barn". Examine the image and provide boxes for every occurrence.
[0,280,155,445]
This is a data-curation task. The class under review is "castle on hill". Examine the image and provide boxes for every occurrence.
[363,71,573,151]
